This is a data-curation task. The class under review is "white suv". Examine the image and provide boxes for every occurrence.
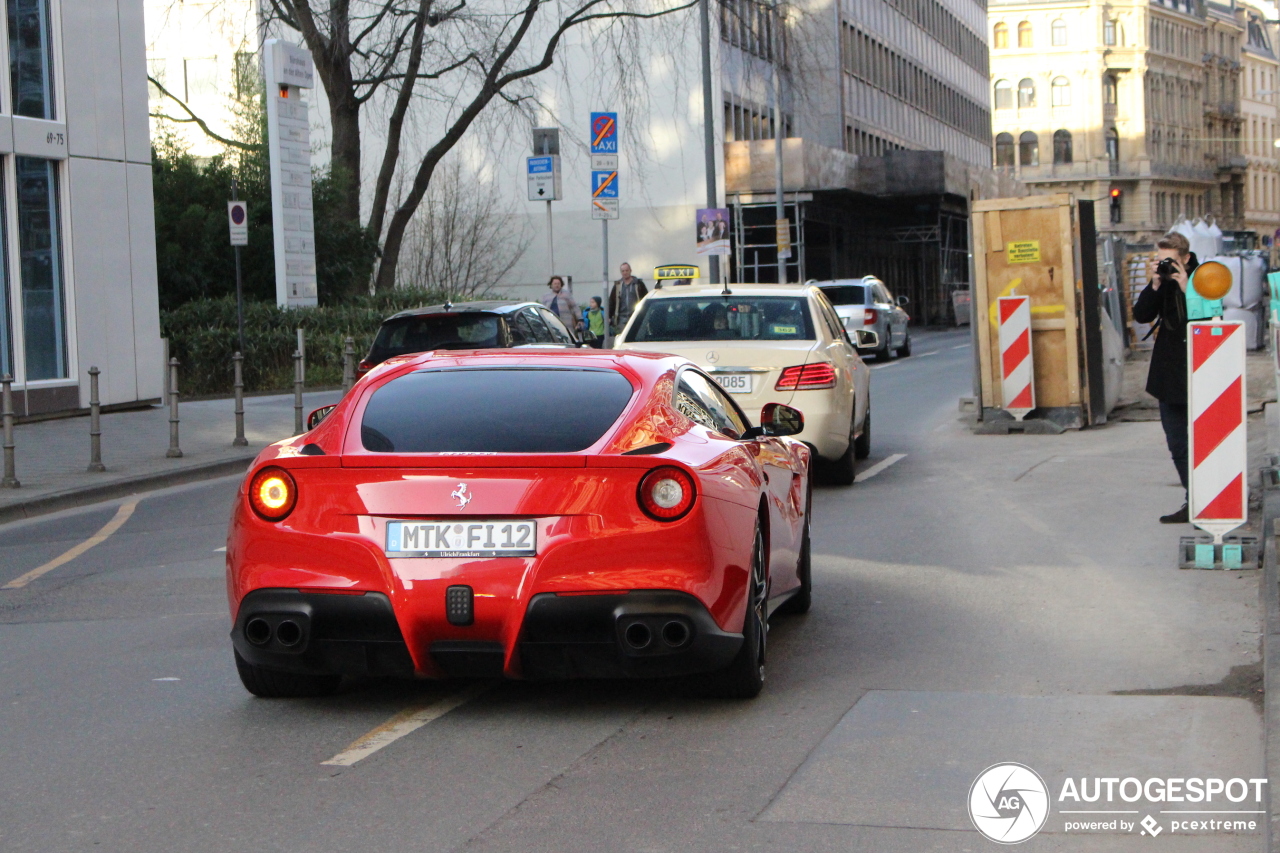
[614,283,876,484]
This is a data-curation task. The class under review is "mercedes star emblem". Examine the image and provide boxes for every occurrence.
[706,351,719,363]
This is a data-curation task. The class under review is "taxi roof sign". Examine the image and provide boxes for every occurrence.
[654,265,700,281]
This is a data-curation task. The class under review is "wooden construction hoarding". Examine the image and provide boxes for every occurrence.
[972,193,1105,429]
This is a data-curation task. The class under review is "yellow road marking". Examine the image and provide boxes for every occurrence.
[3,500,139,590]
[321,683,491,767]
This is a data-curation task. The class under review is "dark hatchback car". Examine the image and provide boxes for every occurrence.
[357,300,581,377]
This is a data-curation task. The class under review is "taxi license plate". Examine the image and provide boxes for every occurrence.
[713,373,753,394]
[385,520,536,558]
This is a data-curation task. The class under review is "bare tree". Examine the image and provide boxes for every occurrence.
[260,0,696,291]
[399,159,531,295]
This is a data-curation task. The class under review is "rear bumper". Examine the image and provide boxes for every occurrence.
[789,391,848,459]
[230,588,742,681]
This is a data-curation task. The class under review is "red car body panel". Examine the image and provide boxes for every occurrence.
[226,350,810,680]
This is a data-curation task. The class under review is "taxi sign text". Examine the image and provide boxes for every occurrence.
[655,265,700,280]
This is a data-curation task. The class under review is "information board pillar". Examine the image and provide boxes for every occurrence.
[265,40,318,308]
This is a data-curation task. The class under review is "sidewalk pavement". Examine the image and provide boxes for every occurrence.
[0,389,344,524]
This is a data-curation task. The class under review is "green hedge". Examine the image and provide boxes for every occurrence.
[161,291,454,396]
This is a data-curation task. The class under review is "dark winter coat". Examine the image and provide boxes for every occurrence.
[1131,252,1199,403]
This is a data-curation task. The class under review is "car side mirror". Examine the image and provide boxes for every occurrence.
[307,404,337,430]
[854,329,880,349]
[743,402,805,439]
[896,295,910,306]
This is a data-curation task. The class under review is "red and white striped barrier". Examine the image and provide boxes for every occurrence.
[997,296,1035,420]
[1188,320,1247,542]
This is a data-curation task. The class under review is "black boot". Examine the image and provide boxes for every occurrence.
[1160,504,1189,524]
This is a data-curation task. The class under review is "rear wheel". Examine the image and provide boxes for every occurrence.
[819,418,857,486]
[854,404,871,460]
[875,339,893,362]
[896,332,911,358]
[707,526,767,698]
[234,650,342,698]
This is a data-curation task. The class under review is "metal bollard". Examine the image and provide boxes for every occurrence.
[87,367,105,472]
[2,373,18,488]
[293,350,304,434]
[342,337,355,393]
[232,352,247,447]
[166,358,183,458]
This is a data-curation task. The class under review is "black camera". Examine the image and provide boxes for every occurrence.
[1156,257,1179,279]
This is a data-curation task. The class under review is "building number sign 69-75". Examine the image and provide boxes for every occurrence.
[45,132,65,146]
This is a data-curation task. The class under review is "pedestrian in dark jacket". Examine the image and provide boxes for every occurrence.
[608,262,648,334]
[1131,232,1198,524]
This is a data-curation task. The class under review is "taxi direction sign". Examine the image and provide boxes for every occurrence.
[590,112,618,154]
[527,155,561,201]
[591,170,618,199]
[592,198,619,220]
[227,201,248,246]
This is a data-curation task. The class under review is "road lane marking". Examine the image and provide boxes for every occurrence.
[3,499,139,590]
[213,546,226,552]
[869,361,900,370]
[914,351,939,357]
[854,453,907,483]
[321,683,491,767]
[952,343,969,349]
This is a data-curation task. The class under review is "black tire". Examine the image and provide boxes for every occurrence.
[234,650,342,698]
[896,333,911,358]
[776,483,812,616]
[854,404,871,460]
[707,526,768,698]
[875,340,893,362]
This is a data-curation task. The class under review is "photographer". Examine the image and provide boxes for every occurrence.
[1132,232,1198,524]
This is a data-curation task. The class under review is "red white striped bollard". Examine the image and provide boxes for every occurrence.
[1188,320,1247,543]
[997,296,1035,420]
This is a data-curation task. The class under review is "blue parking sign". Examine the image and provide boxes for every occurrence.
[591,170,619,198]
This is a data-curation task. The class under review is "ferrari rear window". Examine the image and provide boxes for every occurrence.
[360,368,635,453]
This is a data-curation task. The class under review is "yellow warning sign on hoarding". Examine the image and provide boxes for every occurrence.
[1007,241,1041,263]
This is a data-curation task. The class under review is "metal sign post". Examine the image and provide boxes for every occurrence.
[591,114,620,348]
[530,128,561,279]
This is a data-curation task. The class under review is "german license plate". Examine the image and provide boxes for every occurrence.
[385,520,536,558]
[713,373,753,394]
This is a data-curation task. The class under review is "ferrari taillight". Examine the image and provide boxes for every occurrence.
[638,466,696,521]
[776,363,837,391]
[864,309,878,324]
[249,466,297,521]
[356,359,373,378]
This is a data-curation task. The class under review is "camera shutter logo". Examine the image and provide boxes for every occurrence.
[968,763,1050,844]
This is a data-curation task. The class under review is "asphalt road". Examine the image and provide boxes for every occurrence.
[0,329,1264,852]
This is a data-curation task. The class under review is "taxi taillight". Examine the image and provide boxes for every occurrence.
[638,466,696,521]
[776,363,837,390]
[249,466,297,521]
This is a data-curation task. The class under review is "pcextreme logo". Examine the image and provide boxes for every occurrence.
[969,763,1050,844]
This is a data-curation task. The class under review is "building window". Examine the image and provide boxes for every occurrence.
[994,22,1008,49]
[1103,75,1117,105]
[994,79,1012,109]
[1018,21,1032,48]
[1019,131,1039,166]
[995,132,1015,166]
[1152,128,1162,159]
[1106,127,1120,162]
[1052,19,1067,46]
[1053,129,1073,163]
[8,0,55,119]
[1018,77,1036,108]
[1051,76,1071,106]
[234,52,257,102]
[15,156,65,381]
[1103,18,1116,46]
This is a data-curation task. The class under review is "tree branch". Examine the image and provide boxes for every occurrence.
[148,76,264,152]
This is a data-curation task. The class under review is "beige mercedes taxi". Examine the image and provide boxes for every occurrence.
[613,282,876,485]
